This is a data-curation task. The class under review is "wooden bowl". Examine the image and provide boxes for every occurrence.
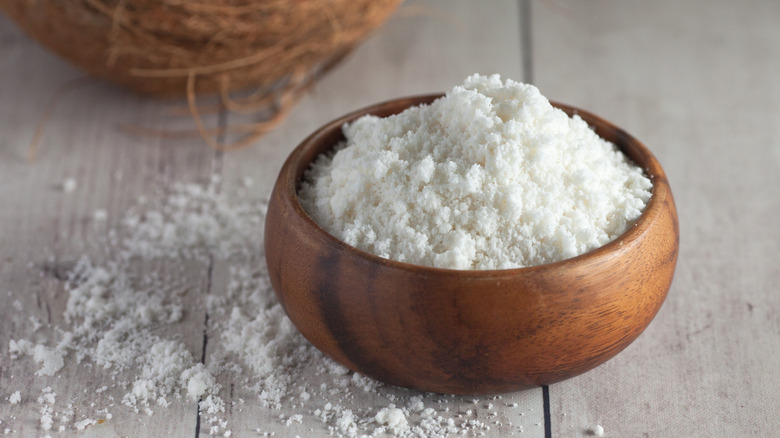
[264,94,679,394]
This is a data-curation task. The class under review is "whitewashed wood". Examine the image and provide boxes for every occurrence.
[533,0,780,436]
[0,14,223,436]
[8,0,778,436]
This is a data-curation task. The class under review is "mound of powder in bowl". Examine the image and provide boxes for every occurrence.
[298,74,652,270]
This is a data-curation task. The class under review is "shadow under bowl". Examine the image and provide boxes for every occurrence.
[264,94,679,395]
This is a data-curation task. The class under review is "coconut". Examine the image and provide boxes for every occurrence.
[1,0,402,150]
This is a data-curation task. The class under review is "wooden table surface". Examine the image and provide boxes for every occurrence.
[1,1,778,436]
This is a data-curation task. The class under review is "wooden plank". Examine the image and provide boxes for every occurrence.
[532,0,780,436]
[0,14,221,437]
[208,0,548,436]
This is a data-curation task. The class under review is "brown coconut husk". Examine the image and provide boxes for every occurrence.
[0,0,402,151]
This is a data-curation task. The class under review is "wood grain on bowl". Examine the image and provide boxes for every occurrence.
[264,95,679,395]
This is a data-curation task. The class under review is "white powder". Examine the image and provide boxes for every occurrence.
[184,365,218,399]
[593,424,605,436]
[375,406,408,429]
[300,74,652,269]
[37,387,55,431]
[74,418,96,430]
[8,392,21,405]
[8,340,64,376]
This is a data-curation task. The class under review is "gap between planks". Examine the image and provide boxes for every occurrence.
[194,108,227,438]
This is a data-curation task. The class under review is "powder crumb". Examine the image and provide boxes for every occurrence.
[284,414,303,426]
[375,406,407,429]
[62,178,78,193]
[407,396,424,412]
[74,418,96,430]
[592,424,605,436]
[184,365,218,399]
[8,392,20,405]
[38,387,56,431]
[335,409,357,436]
[199,395,225,416]
[28,316,43,332]
[41,413,52,430]
[9,340,64,376]
[93,209,108,221]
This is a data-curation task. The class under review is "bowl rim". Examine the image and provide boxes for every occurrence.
[279,93,672,278]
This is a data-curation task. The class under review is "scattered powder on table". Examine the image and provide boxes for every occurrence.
[6,180,533,436]
[37,387,56,431]
[299,74,652,269]
[8,340,64,377]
